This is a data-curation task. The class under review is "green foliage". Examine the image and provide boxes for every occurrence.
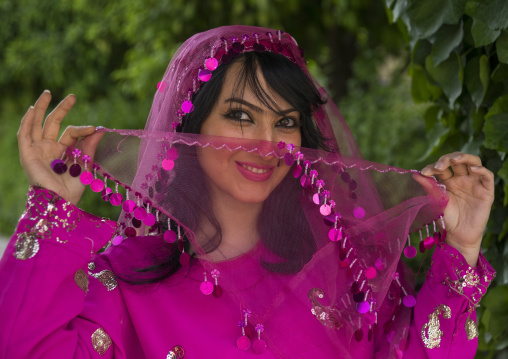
[386,0,508,356]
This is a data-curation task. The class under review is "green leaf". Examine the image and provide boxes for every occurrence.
[491,63,508,83]
[431,22,464,66]
[496,31,508,64]
[472,107,486,133]
[425,53,463,105]
[467,0,508,31]
[486,94,508,116]
[483,285,508,315]
[405,0,466,40]
[410,65,442,102]
[424,105,441,131]
[464,55,490,108]
[471,18,501,47]
[483,113,508,151]
[412,39,432,66]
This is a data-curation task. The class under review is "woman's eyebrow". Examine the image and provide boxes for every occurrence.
[225,98,297,116]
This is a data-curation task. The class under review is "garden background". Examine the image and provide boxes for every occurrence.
[0,0,507,356]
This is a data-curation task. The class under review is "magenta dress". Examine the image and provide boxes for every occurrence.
[0,187,495,358]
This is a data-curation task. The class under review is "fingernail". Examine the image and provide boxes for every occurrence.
[435,162,444,170]
[43,89,51,94]
[470,166,481,170]
[421,168,431,175]
[452,155,462,160]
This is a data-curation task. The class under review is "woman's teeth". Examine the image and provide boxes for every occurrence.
[242,164,270,174]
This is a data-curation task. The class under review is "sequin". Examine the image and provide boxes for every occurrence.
[112,235,124,246]
[109,193,123,206]
[205,57,218,71]
[308,288,343,329]
[166,147,179,160]
[181,100,194,113]
[14,232,40,260]
[91,327,112,356]
[403,295,416,307]
[164,230,177,243]
[88,262,96,270]
[198,68,212,82]
[166,345,185,359]
[320,204,331,216]
[404,246,417,258]
[354,328,363,341]
[143,213,156,227]
[421,304,451,349]
[200,281,213,295]
[293,164,302,178]
[253,43,265,52]
[180,252,191,266]
[157,81,167,92]
[162,158,175,170]
[253,339,267,354]
[424,236,435,249]
[91,270,118,291]
[237,335,251,350]
[283,152,294,166]
[357,301,370,313]
[328,227,342,242]
[465,318,478,340]
[353,206,365,219]
[74,268,89,293]
[463,268,480,287]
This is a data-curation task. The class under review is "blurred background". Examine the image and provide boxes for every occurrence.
[0,0,507,356]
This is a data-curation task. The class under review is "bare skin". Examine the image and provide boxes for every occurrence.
[18,90,495,266]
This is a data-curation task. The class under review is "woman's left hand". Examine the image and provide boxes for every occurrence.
[420,152,495,266]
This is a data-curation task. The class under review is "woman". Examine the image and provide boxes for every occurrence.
[1,26,495,358]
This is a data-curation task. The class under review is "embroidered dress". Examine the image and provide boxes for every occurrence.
[0,26,496,358]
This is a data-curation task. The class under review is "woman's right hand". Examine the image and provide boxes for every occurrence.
[18,90,102,206]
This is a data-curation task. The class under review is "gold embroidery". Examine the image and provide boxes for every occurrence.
[462,268,479,287]
[91,270,118,291]
[308,288,343,330]
[167,345,185,359]
[14,232,40,260]
[465,317,478,340]
[91,327,112,356]
[421,304,451,349]
[74,269,89,293]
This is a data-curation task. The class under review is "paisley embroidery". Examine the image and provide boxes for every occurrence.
[74,269,89,293]
[91,270,118,291]
[166,345,185,358]
[308,288,343,329]
[421,304,451,349]
[14,232,40,260]
[465,317,479,340]
[91,327,112,356]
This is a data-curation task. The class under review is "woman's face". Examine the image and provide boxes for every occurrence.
[199,62,302,204]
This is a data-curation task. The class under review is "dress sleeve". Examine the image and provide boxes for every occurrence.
[0,186,123,359]
[375,241,496,358]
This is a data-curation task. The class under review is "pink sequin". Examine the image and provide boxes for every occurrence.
[375,258,385,271]
[237,336,251,350]
[205,57,218,71]
[312,193,321,205]
[164,230,177,243]
[122,199,136,213]
[252,339,267,354]
[353,207,366,219]
[300,174,311,188]
[109,193,123,206]
[133,207,147,220]
[198,69,212,82]
[166,148,179,160]
[403,246,417,259]
[181,100,194,113]
[80,171,93,185]
[357,301,370,313]
[363,312,376,325]
[283,152,294,166]
[293,165,302,178]
[403,295,416,307]
[320,204,331,216]
[162,159,175,171]
[90,179,104,193]
[200,281,214,295]
[365,267,377,279]
[424,236,435,249]
[179,252,191,266]
[112,235,124,246]
[328,228,342,242]
[143,213,156,227]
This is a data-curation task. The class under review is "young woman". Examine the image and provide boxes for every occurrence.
[1,25,495,358]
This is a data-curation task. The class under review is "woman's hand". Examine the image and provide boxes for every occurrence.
[420,152,495,266]
[18,90,102,206]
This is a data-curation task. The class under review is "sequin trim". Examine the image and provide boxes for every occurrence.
[421,304,451,349]
[308,288,343,330]
[13,232,40,260]
[91,327,112,356]
[166,345,185,359]
[465,317,479,340]
[74,269,89,293]
[90,270,118,291]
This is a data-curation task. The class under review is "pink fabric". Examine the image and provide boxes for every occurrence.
[0,187,495,358]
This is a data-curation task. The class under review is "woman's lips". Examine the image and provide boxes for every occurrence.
[235,161,275,182]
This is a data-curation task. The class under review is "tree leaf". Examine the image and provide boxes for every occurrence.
[496,31,508,64]
[491,63,508,83]
[467,0,508,31]
[471,18,501,47]
[425,53,463,105]
[410,64,442,102]
[465,55,490,108]
[431,22,464,66]
[483,113,508,151]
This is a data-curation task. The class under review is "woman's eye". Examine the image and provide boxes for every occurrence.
[226,110,250,122]
[277,117,299,128]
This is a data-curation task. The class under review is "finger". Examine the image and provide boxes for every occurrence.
[81,129,106,161]
[17,106,35,156]
[42,94,77,141]
[421,165,454,181]
[449,153,481,176]
[32,90,52,141]
[412,173,447,199]
[58,125,96,147]
[469,165,495,193]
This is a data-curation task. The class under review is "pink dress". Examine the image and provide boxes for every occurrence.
[0,187,495,358]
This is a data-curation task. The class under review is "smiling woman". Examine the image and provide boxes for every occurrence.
[0,25,496,359]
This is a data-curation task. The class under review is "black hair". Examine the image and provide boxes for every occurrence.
[121,51,328,284]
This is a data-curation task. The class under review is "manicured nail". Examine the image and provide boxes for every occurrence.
[435,162,444,170]
[44,89,50,93]
[470,166,481,170]
[421,168,431,175]
[452,155,462,160]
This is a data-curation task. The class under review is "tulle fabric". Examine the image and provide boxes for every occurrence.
[84,26,448,356]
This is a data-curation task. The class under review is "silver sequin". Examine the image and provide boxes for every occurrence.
[14,232,40,260]
[91,327,112,356]
[91,270,118,291]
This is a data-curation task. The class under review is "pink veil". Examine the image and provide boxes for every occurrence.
[81,26,447,357]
